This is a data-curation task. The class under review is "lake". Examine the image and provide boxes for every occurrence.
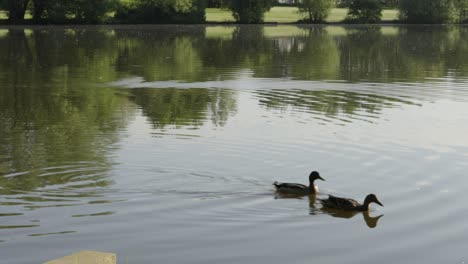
[1,25,468,264]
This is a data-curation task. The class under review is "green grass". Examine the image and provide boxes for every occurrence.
[206,8,235,22]
[0,10,33,20]
[206,7,399,23]
[0,29,8,38]
[265,7,301,23]
[325,8,349,23]
[381,9,399,21]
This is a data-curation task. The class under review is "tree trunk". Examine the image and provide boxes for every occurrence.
[7,0,30,24]
[33,0,46,23]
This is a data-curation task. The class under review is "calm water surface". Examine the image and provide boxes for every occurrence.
[1,25,468,263]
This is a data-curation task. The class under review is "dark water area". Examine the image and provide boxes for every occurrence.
[1,25,468,263]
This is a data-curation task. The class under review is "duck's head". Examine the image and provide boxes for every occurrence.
[364,194,383,207]
[309,171,325,182]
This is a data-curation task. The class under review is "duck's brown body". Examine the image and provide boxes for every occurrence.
[320,194,383,211]
[273,171,324,195]
[273,182,318,195]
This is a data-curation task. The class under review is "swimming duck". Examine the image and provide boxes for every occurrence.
[273,171,325,195]
[320,193,383,211]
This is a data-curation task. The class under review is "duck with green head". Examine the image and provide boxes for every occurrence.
[320,193,383,211]
[273,171,325,195]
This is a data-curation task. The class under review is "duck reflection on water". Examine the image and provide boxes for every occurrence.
[274,193,383,228]
[309,196,384,228]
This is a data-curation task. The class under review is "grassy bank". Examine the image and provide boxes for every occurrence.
[207,7,399,23]
[0,10,33,20]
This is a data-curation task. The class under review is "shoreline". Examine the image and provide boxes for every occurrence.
[1,21,466,27]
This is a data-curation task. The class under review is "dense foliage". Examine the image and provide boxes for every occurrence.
[338,0,398,8]
[225,0,272,23]
[298,0,334,23]
[1,0,205,24]
[207,0,225,8]
[31,0,118,23]
[459,0,468,22]
[0,0,466,24]
[399,0,468,23]
[4,0,29,23]
[115,0,205,23]
[346,0,382,23]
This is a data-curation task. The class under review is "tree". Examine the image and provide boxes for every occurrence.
[347,0,382,23]
[5,0,30,23]
[207,0,225,8]
[454,0,468,22]
[35,0,70,23]
[399,0,458,23]
[31,0,46,22]
[382,0,399,7]
[298,0,334,23]
[225,0,272,23]
[69,0,115,23]
[30,0,116,23]
[114,0,205,24]
[0,0,7,10]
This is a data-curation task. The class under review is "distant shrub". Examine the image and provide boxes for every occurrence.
[41,0,70,24]
[453,0,468,23]
[382,0,399,8]
[298,0,335,23]
[399,0,458,23]
[73,0,117,23]
[225,0,272,23]
[336,0,397,8]
[0,0,7,10]
[346,0,382,23]
[32,0,116,24]
[114,0,205,24]
[207,0,225,8]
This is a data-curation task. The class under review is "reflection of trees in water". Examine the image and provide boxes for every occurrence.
[130,88,237,129]
[199,26,277,78]
[1,26,468,188]
[396,26,468,80]
[0,29,131,193]
[337,26,468,82]
[337,27,391,82]
[286,27,339,80]
[1,25,463,86]
[114,27,213,82]
[255,89,418,123]
[199,25,468,82]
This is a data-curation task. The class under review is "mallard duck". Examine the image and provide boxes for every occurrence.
[320,193,383,211]
[273,171,325,195]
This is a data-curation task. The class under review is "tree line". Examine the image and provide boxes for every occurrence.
[298,0,468,23]
[0,0,467,24]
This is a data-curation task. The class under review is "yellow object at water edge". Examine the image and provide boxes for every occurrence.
[43,250,116,264]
